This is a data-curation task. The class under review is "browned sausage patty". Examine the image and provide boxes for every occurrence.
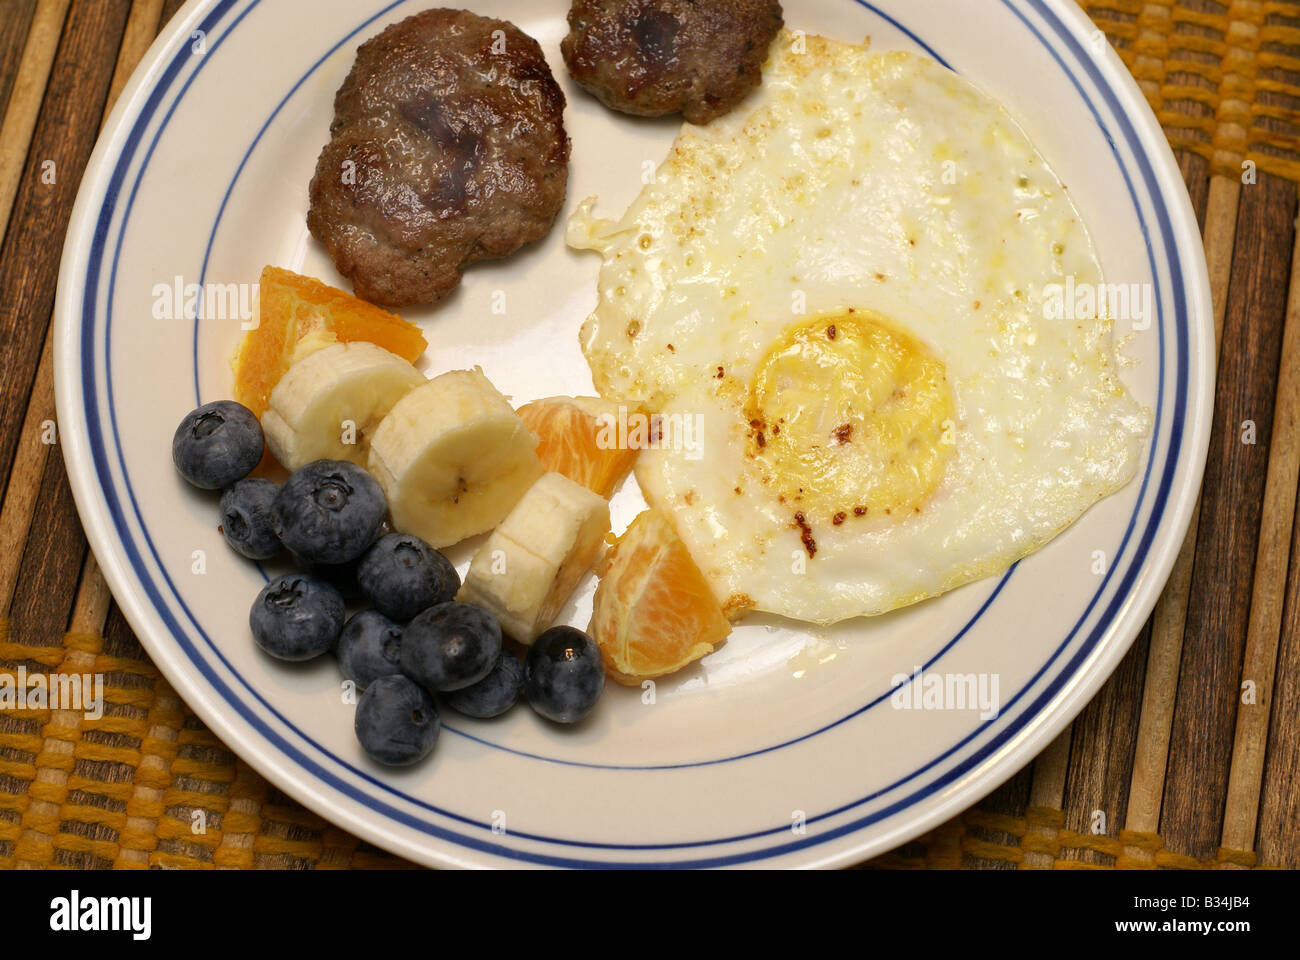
[561,0,783,125]
[307,9,570,308]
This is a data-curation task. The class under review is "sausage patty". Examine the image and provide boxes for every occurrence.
[308,9,570,308]
[561,0,783,125]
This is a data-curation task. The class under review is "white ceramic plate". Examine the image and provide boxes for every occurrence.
[54,0,1213,868]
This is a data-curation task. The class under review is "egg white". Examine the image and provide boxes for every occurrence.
[569,32,1150,625]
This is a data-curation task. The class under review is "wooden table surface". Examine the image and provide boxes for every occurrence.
[0,0,1296,869]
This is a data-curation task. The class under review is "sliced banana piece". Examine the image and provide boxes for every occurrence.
[261,341,424,472]
[368,368,544,549]
[457,472,610,643]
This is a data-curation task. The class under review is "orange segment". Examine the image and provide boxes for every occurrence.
[516,397,639,498]
[231,266,427,417]
[589,508,730,684]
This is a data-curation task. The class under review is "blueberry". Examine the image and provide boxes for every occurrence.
[354,674,440,766]
[524,626,605,724]
[401,602,501,692]
[357,533,459,622]
[273,460,387,565]
[172,400,264,490]
[335,610,405,690]
[445,651,524,719]
[249,573,344,661]
[219,478,281,559]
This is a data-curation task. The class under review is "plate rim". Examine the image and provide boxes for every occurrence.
[52,0,1215,868]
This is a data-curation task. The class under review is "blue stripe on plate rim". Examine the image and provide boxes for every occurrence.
[71,0,1188,867]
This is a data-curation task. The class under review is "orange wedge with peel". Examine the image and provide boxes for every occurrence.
[589,508,730,683]
[231,266,427,418]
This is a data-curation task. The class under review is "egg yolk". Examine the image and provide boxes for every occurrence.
[747,311,955,523]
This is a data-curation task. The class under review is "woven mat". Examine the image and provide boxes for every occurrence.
[0,0,1296,869]
[1088,0,1300,182]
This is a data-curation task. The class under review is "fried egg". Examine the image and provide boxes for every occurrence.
[568,31,1151,625]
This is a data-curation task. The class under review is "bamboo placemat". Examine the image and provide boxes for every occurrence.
[0,0,1296,869]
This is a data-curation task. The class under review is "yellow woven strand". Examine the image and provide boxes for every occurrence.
[213,760,268,869]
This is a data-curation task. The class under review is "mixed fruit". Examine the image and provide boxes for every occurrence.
[171,267,735,768]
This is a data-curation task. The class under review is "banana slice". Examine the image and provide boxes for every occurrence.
[368,368,544,549]
[457,472,610,643]
[261,341,424,471]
